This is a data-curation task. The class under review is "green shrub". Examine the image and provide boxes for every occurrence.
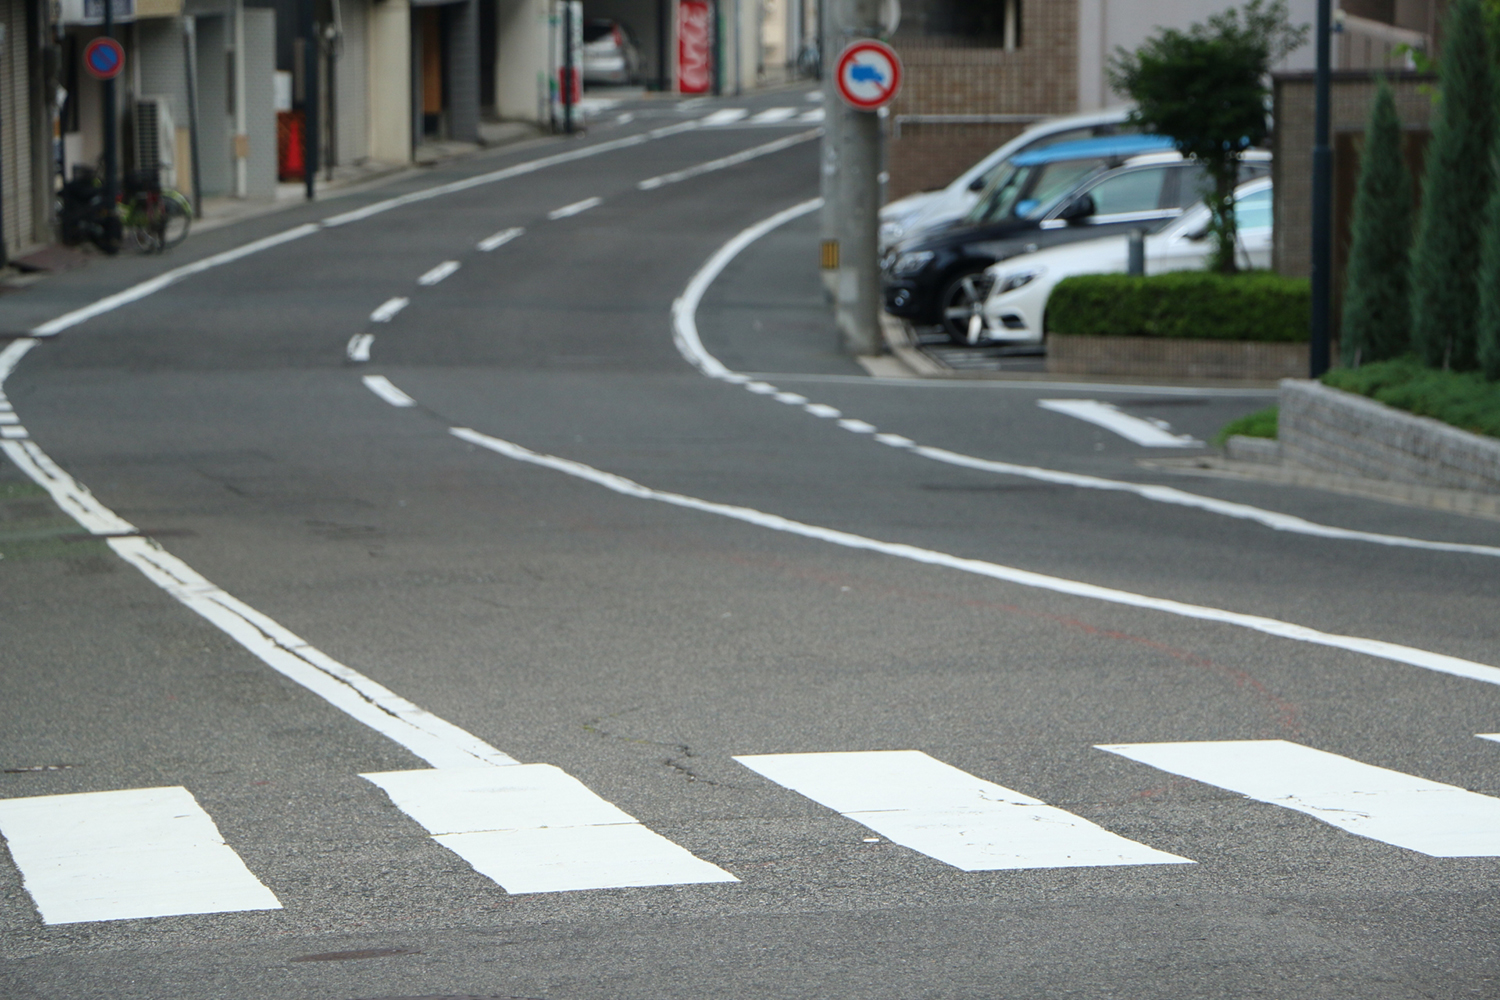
[1322,356,1500,437]
[1047,271,1310,341]
[1213,405,1278,445]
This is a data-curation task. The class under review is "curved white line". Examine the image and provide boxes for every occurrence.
[669,204,1500,559]
[451,427,1500,689]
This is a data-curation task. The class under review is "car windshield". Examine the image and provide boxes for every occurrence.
[964,158,1105,225]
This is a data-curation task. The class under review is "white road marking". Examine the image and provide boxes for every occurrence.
[547,196,603,220]
[478,226,524,251]
[1,340,728,898]
[417,260,461,285]
[1479,734,1500,744]
[773,392,807,404]
[749,107,797,123]
[734,750,1189,871]
[369,297,410,323]
[346,334,374,362]
[837,419,877,433]
[448,426,1500,689]
[1099,740,1500,857]
[1,425,27,439]
[0,786,281,924]
[699,108,749,125]
[799,108,825,122]
[362,767,738,893]
[362,375,417,407]
[637,130,820,190]
[744,381,778,394]
[1037,399,1202,447]
[29,224,321,338]
[669,201,1500,559]
[804,403,841,418]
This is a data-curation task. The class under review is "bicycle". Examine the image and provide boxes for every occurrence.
[119,168,191,253]
[58,165,123,255]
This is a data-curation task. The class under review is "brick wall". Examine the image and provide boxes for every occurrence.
[885,0,1077,200]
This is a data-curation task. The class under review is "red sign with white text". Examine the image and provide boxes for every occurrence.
[677,0,712,94]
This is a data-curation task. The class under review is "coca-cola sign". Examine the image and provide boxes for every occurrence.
[678,0,712,94]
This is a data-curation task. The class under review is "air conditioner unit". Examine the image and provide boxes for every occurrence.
[132,96,177,190]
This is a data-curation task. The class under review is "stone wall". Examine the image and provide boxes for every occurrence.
[1046,335,1309,381]
[1280,380,1500,492]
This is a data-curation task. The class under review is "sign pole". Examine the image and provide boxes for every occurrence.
[102,0,118,218]
[302,0,319,200]
[830,33,900,356]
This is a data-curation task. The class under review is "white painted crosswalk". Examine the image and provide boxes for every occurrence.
[0,786,280,924]
[734,750,1190,871]
[1099,740,1500,857]
[7,740,1500,924]
[361,766,737,894]
[698,107,823,126]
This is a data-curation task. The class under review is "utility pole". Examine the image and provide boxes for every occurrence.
[302,0,319,200]
[822,0,893,356]
[1309,0,1332,377]
[102,0,118,223]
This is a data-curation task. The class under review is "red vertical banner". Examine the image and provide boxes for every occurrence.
[677,0,712,94]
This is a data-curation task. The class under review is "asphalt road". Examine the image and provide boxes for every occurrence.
[3,88,1500,1000]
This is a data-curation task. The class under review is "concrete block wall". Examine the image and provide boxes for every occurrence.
[1279,379,1500,493]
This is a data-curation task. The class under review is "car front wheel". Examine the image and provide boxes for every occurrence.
[940,269,994,344]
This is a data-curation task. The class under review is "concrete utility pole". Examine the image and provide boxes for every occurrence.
[1309,0,1332,377]
[820,0,883,355]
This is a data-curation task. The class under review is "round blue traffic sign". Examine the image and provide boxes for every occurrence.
[83,38,125,82]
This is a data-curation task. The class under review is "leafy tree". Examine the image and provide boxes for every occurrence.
[1408,0,1496,370]
[1108,0,1307,273]
[1340,79,1414,367]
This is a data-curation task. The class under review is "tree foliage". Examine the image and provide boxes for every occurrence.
[1340,79,1414,367]
[1408,0,1497,370]
[1479,147,1500,379]
[1108,0,1307,273]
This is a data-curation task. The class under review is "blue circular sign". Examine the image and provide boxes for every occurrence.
[84,38,125,81]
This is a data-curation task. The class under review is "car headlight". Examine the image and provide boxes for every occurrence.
[879,220,906,245]
[998,269,1040,294]
[891,250,935,276]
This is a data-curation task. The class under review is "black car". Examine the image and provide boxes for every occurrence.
[882,135,1267,341]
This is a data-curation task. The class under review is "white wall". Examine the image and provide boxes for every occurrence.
[497,0,549,120]
[1077,0,1319,112]
[368,0,411,161]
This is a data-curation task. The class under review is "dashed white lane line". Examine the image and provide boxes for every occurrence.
[699,108,750,126]
[449,425,1500,689]
[804,403,841,418]
[799,108,825,123]
[548,197,603,220]
[346,334,374,362]
[478,227,524,251]
[370,297,410,323]
[1037,398,1202,448]
[837,419,877,433]
[735,751,1189,871]
[637,130,821,190]
[362,374,417,407]
[1100,740,1500,857]
[669,198,1500,560]
[417,260,461,286]
[0,786,282,924]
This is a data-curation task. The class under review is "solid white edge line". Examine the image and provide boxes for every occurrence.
[449,426,1500,689]
[30,224,321,338]
[638,130,821,190]
[668,203,1500,560]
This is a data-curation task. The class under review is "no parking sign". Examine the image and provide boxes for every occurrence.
[83,37,125,81]
[834,39,901,111]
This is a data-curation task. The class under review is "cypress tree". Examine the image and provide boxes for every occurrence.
[1479,149,1500,379]
[1340,79,1413,367]
[1408,0,1496,370]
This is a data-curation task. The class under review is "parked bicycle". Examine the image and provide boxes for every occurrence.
[119,168,192,253]
[58,165,122,255]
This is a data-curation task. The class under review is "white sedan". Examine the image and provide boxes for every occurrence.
[965,178,1273,345]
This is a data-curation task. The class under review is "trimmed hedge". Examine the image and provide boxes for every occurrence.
[1047,272,1311,342]
[1322,357,1500,439]
[1213,405,1278,445]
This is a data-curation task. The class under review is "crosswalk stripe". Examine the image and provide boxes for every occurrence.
[0,786,281,924]
[362,766,738,894]
[700,108,749,125]
[749,107,797,123]
[1099,740,1500,857]
[733,750,1191,871]
[799,108,825,122]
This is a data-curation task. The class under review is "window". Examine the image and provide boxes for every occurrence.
[1236,188,1272,230]
[1081,168,1170,216]
[893,0,1022,48]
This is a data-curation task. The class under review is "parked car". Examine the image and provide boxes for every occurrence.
[956,178,1274,345]
[582,19,642,85]
[879,107,1137,251]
